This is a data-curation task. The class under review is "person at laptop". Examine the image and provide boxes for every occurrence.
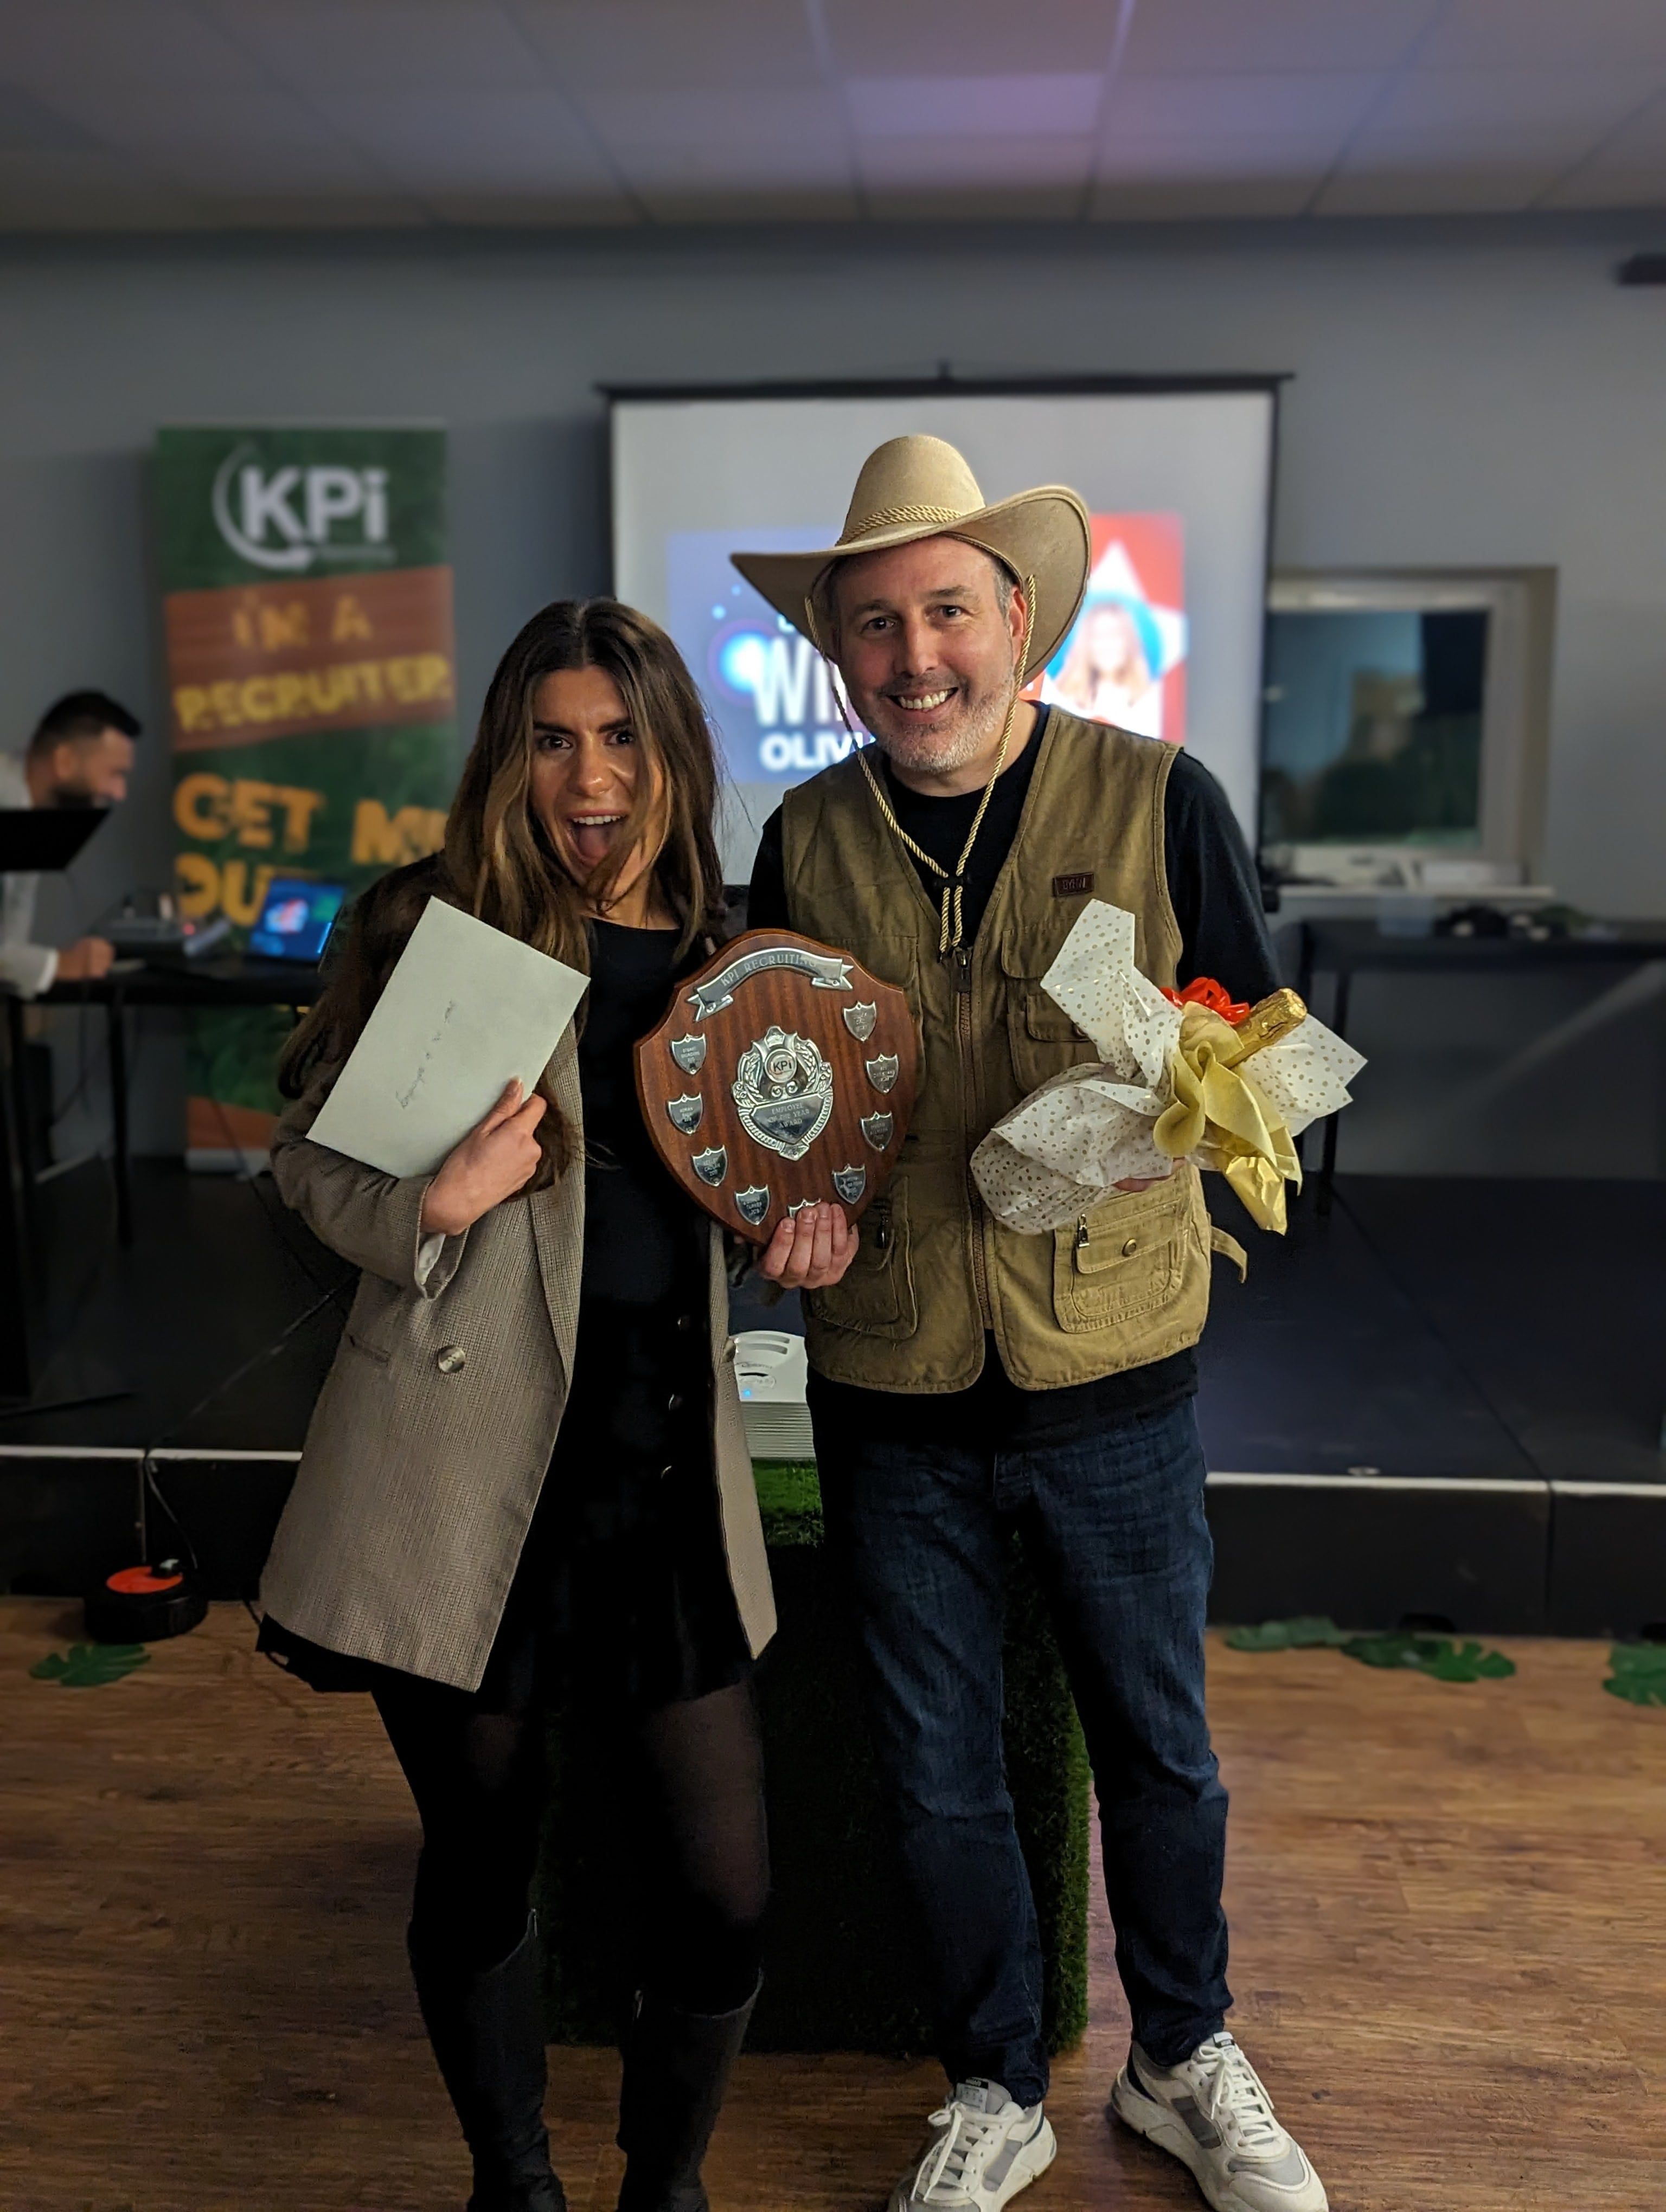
[0,689,141,994]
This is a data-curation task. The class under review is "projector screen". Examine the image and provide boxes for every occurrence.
[612,385,1277,881]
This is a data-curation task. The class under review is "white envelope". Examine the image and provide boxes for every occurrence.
[308,896,589,1179]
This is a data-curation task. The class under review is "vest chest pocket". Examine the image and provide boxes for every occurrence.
[1051,1182,1189,1333]
[805,1183,918,1341]
[1005,983,1100,1097]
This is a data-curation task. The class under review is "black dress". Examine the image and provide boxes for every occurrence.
[261,919,750,1711]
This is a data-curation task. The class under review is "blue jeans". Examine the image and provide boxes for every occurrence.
[810,1388,1230,2104]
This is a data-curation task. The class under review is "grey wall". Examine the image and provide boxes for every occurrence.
[1,213,1662,1164]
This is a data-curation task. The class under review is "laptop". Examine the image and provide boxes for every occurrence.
[245,876,347,967]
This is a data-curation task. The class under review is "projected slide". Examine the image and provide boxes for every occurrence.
[672,512,1189,788]
[614,389,1273,876]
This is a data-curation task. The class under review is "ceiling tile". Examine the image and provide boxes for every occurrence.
[1,1,266,89]
[847,73,1103,139]
[40,83,405,195]
[635,182,861,223]
[1360,66,1652,142]
[198,190,430,227]
[1420,0,1666,71]
[0,147,205,227]
[856,131,1092,189]
[304,88,629,202]
[1541,90,1666,207]
[1120,0,1445,75]
[1095,133,1336,185]
[1314,165,1574,215]
[1100,72,1379,138]
[824,0,1121,76]
[512,0,821,91]
[1090,173,1321,220]
[202,0,542,93]
[581,85,848,151]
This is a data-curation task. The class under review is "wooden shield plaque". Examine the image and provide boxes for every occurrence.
[635,928,918,1245]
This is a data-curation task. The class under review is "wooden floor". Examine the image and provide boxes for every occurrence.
[4,1600,1663,2212]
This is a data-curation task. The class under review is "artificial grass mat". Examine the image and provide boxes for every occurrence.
[537,1460,1091,2056]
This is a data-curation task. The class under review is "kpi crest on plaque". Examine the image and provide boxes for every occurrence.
[635,929,918,1244]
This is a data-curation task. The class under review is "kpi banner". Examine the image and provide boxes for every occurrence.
[153,426,459,1159]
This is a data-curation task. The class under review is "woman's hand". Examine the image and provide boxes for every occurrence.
[419,1079,547,1238]
[757,1201,857,1291]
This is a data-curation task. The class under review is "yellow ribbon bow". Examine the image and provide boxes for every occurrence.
[1151,1004,1303,1233]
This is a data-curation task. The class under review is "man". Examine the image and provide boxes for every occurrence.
[740,438,1327,2212]
[0,690,140,994]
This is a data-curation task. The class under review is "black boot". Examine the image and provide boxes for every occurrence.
[615,1981,759,2212]
[408,1913,567,2212]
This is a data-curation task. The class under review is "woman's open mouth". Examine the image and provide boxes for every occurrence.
[567,812,627,866]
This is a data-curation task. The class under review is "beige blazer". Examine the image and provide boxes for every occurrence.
[258,1024,777,1693]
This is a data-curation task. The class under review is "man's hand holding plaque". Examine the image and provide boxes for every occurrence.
[635,930,918,1278]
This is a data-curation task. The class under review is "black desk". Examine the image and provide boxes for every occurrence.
[11,956,322,1248]
[1287,918,1666,1210]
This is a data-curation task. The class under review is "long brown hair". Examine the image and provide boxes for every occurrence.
[279,597,728,1187]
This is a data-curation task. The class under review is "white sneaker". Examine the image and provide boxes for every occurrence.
[888,2079,1058,2210]
[1109,2033,1328,2212]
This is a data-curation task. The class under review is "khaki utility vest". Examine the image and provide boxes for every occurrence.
[781,707,1215,1394]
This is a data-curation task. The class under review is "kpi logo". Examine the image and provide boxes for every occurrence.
[212,441,391,573]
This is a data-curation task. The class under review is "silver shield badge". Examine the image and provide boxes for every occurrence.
[860,1111,893,1150]
[669,1034,707,1076]
[735,1185,771,1227]
[832,1162,867,1204]
[731,1025,834,1162]
[692,1146,728,1187]
[842,1002,877,1043]
[666,1094,704,1135]
[865,1052,899,1094]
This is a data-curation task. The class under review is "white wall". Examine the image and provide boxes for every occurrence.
[1,213,1661,1162]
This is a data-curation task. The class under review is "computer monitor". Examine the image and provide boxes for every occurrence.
[247,877,346,963]
[1260,569,1555,891]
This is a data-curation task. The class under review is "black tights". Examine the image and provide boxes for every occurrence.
[373,1673,768,2016]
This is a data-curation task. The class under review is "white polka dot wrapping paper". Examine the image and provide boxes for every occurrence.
[972,899,1367,1234]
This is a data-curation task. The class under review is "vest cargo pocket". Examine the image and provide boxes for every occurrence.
[1050,1182,1188,1333]
[805,1183,918,1341]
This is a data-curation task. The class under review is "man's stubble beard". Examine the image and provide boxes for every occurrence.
[863,667,1018,780]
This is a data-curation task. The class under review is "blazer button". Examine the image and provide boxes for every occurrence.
[675,1312,698,1333]
[436,1345,467,1375]
[667,1392,685,1413]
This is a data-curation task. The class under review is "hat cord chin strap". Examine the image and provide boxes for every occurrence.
[803,578,1038,959]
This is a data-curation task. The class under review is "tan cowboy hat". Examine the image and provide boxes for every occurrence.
[731,435,1091,682]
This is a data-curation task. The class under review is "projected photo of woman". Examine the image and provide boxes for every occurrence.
[1045,594,1164,737]
[253,600,845,2212]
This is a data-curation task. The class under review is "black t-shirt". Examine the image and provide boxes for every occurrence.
[746,709,1280,1449]
[578,919,711,1313]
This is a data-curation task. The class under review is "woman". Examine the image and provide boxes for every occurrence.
[257,599,847,2212]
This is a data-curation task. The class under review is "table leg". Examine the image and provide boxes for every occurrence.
[0,996,37,1397]
[1316,965,1354,1217]
[108,989,132,1248]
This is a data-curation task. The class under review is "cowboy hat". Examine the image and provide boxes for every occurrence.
[730,435,1091,683]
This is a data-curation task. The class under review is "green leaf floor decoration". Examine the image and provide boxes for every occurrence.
[1226,1619,1515,1682]
[1604,1644,1666,1706]
[1225,1617,1353,1651]
[30,1643,151,1688]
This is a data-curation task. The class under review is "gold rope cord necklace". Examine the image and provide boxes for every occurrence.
[804,573,1038,956]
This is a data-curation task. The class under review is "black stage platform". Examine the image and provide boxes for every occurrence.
[2,1161,1661,1637]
